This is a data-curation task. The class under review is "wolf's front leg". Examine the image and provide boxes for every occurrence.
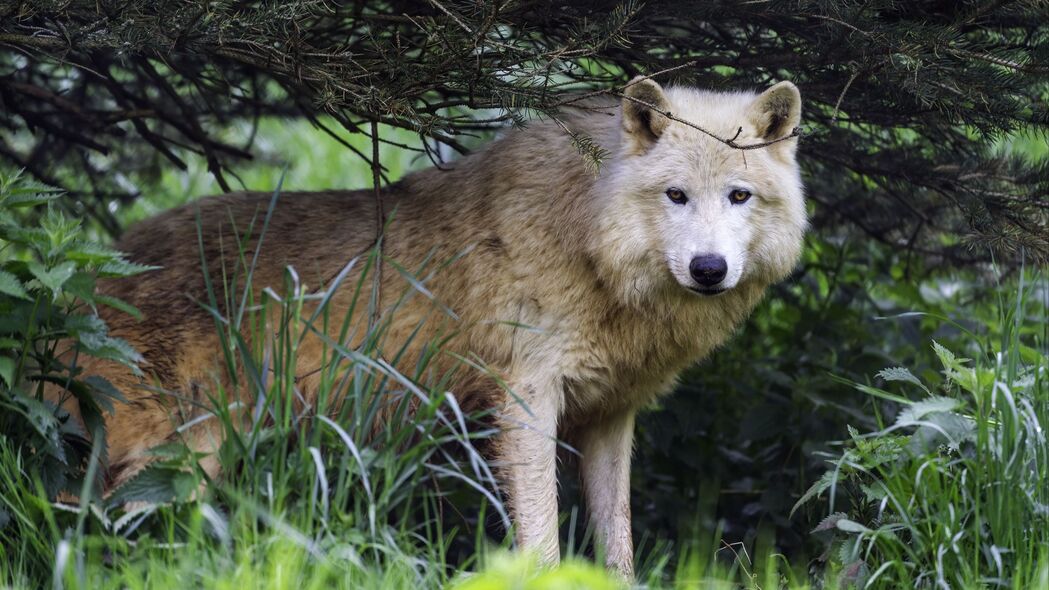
[578,409,636,578]
[498,381,562,565]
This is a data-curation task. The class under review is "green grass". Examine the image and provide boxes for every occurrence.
[3,211,1044,589]
[2,126,1047,588]
[793,272,1049,588]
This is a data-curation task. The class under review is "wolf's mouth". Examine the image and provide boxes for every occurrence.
[688,286,727,296]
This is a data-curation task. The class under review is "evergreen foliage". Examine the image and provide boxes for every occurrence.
[0,0,1046,262]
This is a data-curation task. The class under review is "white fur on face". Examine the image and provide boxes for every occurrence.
[593,87,807,305]
[658,176,755,293]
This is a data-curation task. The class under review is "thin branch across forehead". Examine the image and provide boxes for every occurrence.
[619,92,803,151]
[618,78,803,165]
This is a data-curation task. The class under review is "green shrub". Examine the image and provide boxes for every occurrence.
[0,168,154,494]
[1,182,508,588]
[796,275,1049,587]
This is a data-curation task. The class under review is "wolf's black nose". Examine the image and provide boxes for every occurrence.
[689,255,727,286]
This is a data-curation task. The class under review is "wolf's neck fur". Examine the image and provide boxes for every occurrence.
[396,109,769,402]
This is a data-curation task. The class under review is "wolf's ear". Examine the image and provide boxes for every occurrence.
[747,81,801,142]
[622,76,671,151]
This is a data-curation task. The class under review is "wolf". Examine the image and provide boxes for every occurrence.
[62,77,806,577]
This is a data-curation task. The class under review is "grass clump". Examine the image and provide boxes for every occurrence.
[796,274,1049,588]
[3,163,1048,590]
[1,177,506,588]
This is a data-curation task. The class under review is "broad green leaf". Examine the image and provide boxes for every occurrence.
[0,269,30,300]
[932,340,957,370]
[812,511,849,533]
[108,465,182,506]
[907,411,976,454]
[65,313,108,343]
[75,333,144,369]
[897,396,962,423]
[836,518,872,534]
[28,260,76,295]
[859,482,888,502]
[10,394,64,464]
[147,443,194,460]
[0,224,46,248]
[172,471,200,502]
[84,375,129,409]
[62,272,97,303]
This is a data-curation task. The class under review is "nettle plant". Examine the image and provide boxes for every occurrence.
[0,170,152,499]
[796,287,1049,589]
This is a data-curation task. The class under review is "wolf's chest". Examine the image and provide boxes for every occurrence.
[527,299,736,417]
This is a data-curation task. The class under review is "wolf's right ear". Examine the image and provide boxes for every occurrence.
[621,76,671,152]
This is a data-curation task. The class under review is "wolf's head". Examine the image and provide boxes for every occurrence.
[590,78,808,307]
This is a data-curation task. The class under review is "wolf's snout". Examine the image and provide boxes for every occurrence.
[689,254,727,286]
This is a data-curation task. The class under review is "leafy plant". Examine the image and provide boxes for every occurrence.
[0,169,153,500]
[795,276,1049,588]
[0,183,511,588]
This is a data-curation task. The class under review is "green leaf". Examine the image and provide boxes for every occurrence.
[897,396,962,423]
[907,412,976,454]
[108,463,200,506]
[65,313,108,343]
[28,260,76,295]
[40,206,80,257]
[63,314,142,368]
[172,471,200,502]
[147,443,194,460]
[9,394,64,463]
[94,294,143,320]
[64,241,125,265]
[0,269,31,300]
[108,465,181,506]
[835,518,871,534]
[97,259,160,278]
[812,511,849,533]
[791,469,839,517]
[82,336,143,368]
[62,272,97,303]
[876,366,931,395]
[84,375,128,411]
[0,356,15,386]
[0,224,46,249]
[0,188,62,208]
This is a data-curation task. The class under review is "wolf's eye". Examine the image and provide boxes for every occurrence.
[665,188,688,204]
[729,189,752,204]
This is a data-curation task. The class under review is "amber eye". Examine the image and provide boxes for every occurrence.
[665,187,688,204]
[729,189,752,204]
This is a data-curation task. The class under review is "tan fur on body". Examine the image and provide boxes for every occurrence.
[61,79,806,576]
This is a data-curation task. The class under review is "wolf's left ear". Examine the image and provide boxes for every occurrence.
[622,76,671,151]
[747,81,801,143]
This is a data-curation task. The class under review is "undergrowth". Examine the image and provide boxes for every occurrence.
[1,167,1046,589]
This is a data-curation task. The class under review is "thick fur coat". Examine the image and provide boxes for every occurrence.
[60,78,807,576]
